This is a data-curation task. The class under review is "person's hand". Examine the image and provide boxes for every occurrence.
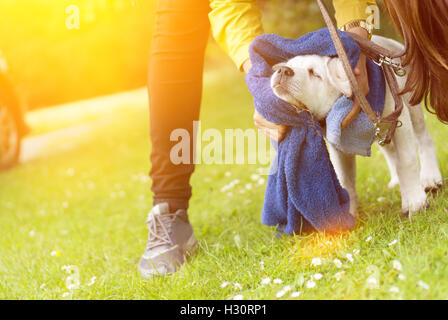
[253,110,288,141]
[243,59,289,142]
[342,27,370,129]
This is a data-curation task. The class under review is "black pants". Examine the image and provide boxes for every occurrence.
[148,0,210,210]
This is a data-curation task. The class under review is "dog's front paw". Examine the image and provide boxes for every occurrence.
[420,168,443,193]
[403,189,428,216]
[348,195,359,218]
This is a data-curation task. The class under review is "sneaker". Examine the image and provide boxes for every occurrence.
[138,203,197,278]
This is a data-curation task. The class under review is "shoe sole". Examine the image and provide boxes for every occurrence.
[183,234,198,257]
[139,234,198,279]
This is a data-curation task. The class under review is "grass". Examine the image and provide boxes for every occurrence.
[1,59,448,300]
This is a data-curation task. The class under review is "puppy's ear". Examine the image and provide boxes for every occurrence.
[272,62,287,72]
[325,58,352,97]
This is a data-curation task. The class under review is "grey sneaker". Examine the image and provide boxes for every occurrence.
[138,203,197,278]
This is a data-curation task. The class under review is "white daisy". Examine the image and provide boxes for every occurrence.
[311,258,322,267]
[389,286,400,293]
[276,290,286,298]
[283,285,292,292]
[334,271,345,281]
[291,291,301,298]
[388,239,398,246]
[366,276,379,289]
[306,280,316,289]
[273,278,283,284]
[398,274,406,281]
[261,277,271,285]
[346,253,354,263]
[67,283,79,291]
[220,179,240,192]
[417,280,430,290]
[50,250,61,257]
[87,276,96,286]
[220,281,230,288]
[233,294,244,300]
[392,260,402,271]
[333,259,342,269]
[234,283,242,290]
[365,236,373,242]
[312,273,323,281]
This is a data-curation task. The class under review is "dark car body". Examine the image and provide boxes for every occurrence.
[0,67,26,168]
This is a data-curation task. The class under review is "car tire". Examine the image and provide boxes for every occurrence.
[0,103,21,169]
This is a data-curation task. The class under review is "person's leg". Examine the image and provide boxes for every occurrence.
[148,0,210,211]
[139,0,210,278]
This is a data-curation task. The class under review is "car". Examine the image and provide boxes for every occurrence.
[0,52,27,169]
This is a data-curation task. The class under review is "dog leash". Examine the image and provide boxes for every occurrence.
[316,0,407,145]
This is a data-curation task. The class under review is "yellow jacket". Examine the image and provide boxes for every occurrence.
[209,0,376,70]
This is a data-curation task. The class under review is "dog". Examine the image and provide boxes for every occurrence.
[270,35,442,217]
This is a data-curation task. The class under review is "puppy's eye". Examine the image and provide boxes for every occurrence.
[308,68,322,79]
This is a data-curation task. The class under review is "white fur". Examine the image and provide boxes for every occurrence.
[271,35,442,216]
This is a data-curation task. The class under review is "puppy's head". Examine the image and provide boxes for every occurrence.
[270,55,352,120]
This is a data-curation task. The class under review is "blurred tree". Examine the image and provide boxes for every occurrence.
[259,0,326,38]
[259,0,400,39]
[0,0,156,109]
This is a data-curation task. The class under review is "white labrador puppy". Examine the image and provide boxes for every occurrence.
[271,35,442,217]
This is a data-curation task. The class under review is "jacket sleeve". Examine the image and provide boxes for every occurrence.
[333,0,378,28]
[208,0,263,70]
[209,0,377,70]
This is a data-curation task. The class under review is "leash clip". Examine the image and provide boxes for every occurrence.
[374,120,392,146]
[373,55,406,77]
[374,120,402,146]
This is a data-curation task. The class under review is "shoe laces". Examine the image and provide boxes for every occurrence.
[146,211,179,250]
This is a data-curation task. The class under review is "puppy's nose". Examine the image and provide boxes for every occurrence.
[275,65,294,77]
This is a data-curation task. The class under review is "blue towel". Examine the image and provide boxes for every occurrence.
[245,28,378,235]
[326,59,385,156]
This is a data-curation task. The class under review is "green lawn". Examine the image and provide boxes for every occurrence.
[1,62,448,300]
